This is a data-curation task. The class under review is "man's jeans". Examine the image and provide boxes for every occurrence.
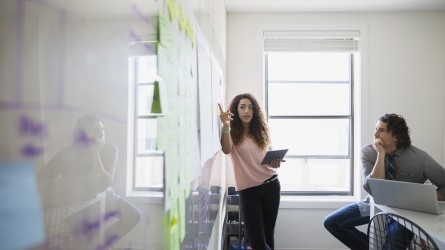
[324,203,369,250]
[324,203,414,250]
[383,216,414,250]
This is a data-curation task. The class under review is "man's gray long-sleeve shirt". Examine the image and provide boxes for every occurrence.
[358,144,445,216]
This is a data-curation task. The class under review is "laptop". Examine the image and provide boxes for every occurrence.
[368,178,445,215]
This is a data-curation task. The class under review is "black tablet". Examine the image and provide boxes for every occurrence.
[261,149,288,165]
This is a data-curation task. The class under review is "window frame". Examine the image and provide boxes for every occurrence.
[262,30,362,197]
[127,40,165,194]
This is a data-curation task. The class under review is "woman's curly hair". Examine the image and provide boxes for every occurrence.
[379,113,411,148]
[228,93,270,151]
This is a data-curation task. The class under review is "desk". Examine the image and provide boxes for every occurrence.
[372,201,445,249]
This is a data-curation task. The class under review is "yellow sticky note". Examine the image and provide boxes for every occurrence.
[177,5,185,31]
[167,0,177,22]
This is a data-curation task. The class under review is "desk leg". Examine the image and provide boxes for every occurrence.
[98,193,106,249]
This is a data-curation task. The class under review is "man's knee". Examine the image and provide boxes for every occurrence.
[127,206,141,226]
[323,214,336,231]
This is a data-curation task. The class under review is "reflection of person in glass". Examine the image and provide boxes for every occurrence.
[38,115,140,249]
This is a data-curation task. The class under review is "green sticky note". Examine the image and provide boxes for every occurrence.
[178,193,186,240]
[151,81,162,113]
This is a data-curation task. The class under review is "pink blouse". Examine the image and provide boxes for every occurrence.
[230,137,277,191]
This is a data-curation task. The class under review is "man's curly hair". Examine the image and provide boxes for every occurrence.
[228,93,270,151]
[379,113,411,148]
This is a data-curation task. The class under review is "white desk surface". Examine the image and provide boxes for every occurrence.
[373,203,445,249]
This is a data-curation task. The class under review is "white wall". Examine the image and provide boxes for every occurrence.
[227,11,445,249]
[191,0,227,73]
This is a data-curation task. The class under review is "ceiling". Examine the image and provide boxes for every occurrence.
[3,0,444,17]
[224,0,445,13]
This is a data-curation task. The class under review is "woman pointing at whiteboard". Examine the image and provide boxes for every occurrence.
[219,93,284,250]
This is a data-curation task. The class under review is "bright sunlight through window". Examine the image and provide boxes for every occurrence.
[265,51,355,195]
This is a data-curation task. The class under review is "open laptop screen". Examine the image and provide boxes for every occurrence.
[368,178,443,215]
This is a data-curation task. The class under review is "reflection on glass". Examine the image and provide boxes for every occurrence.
[137,118,157,153]
[137,55,157,83]
[137,85,155,116]
[181,164,221,250]
[37,115,141,250]
[135,156,163,189]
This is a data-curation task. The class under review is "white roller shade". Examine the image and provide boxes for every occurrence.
[264,30,360,52]
[129,34,157,56]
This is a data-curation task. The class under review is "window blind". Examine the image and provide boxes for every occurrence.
[264,30,359,52]
[129,34,157,56]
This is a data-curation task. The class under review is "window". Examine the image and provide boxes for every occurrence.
[128,40,164,193]
[264,30,360,195]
